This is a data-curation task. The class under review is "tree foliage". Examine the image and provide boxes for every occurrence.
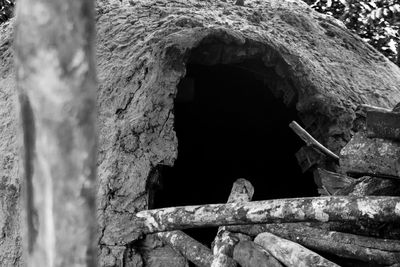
[0,0,14,24]
[307,0,400,65]
[1,0,400,65]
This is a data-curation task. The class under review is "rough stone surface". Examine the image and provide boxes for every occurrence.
[2,0,400,265]
[339,131,400,178]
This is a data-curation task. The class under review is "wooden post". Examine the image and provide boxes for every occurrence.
[14,0,97,266]
[211,178,254,267]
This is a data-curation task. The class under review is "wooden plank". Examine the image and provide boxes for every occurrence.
[339,131,400,179]
[15,0,97,265]
[254,232,339,267]
[103,196,400,245]
[367,109,400,140]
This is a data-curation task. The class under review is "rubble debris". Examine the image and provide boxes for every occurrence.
[316,168,356,195]
[339,131,400,179]
[337,176,400,196]
[254,232,339,267]
[367,109,400,141]
[295,146,326,173]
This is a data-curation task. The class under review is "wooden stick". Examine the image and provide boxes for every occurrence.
[255,232,339,267]
[232,241,283,267]
[289,121,339,161]
[157,231,214,267]
[211,178,254,267]
[229,223,400,265]
[102,196,400,245]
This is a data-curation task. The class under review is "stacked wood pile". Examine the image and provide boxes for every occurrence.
[102,104,400,266]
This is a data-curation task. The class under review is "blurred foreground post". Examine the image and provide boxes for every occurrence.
[15,0,97,266]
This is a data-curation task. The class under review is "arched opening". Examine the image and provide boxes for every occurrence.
[153,59,318,245]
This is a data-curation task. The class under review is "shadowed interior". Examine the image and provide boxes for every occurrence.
[153,62,318,246]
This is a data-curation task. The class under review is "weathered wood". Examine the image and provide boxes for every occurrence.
[367,109,400,140]
[227,221,400,240]
[295,146,326,173]
[339,131,400,179]
[211,178,254,267]
[316,168,356,195]
[157,231,214,267]
[230,223,400,265]
[103,196,400,245]
[289,121,339,161]
[254,232,339,267]
[15,0,97,266]
[232,241,283,267]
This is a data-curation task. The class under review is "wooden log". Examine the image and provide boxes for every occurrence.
[15,0,97,266]
[103,196,400,245]
[211,178,254,267]
[289,121,339,161]
[254,232,339,267]
[339,131,400,179]
[367,109,400,140]
[226,220,400,241]
[232,241,283,267]
[230,223,400,265]
[157,231,214,267]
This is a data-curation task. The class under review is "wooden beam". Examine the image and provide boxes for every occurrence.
[211,178,254,267]
[289,121,339,161]
[255,232,339,267]
[15,0,97,265]
[103,196,400,245]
